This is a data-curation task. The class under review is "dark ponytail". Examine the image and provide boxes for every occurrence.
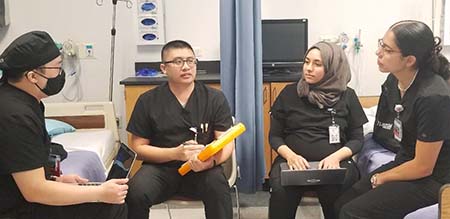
[430,37,450,80]
[390,20,450,80]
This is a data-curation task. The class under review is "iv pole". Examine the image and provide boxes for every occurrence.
[97,0,132,101]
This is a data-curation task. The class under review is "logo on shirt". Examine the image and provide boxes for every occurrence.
[375,120,393,130]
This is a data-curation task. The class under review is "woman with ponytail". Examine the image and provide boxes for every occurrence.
[336,20,450,219]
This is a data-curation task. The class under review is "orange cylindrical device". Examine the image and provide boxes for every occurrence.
[178,123,246,176]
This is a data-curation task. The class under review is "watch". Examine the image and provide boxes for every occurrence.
[370,173,379,187]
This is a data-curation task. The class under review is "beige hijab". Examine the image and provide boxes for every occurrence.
[297,41,351,109]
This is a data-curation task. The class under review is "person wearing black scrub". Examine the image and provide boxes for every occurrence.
[336,20,450,219]
[126,40,234,219]
[268,42,368,219]
[0,31,128,219]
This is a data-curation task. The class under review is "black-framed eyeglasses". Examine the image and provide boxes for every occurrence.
[37,66,63,76]
[33,66,63,79]
[378,39,401,55]
[163,57,198,67]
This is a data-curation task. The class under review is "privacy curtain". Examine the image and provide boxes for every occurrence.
[220,0,265,193]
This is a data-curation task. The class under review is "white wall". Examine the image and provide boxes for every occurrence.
[262,0,433,96]
[0,0,219,141]
[0,0,444,140]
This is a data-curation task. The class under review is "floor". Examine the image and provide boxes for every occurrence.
[149,191,324,219]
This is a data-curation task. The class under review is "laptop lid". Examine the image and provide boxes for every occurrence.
[280,161,346,186]
[106,142,137,180]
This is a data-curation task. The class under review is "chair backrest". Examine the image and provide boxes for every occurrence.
[440,184,450,219]
[222,148,238,187]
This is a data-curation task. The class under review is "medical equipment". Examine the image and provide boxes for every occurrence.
[96,0,132,102]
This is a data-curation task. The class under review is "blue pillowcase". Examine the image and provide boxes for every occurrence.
[45,119,76,137]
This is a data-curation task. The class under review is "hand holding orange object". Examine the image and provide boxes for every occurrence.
[178,123,246,176]
[174,141,204,161]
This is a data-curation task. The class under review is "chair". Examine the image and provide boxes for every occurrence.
[164,148,241,219]
[440,184,450,219]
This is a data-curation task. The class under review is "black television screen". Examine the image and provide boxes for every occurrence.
[262,19,308,68]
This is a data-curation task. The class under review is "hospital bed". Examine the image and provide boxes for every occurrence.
[44,101,120,182]
[358,96,439,219]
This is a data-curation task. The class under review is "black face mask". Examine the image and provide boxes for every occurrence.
[34,70,66,96]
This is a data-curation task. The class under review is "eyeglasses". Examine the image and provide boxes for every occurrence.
[33,66,63,79]
[163,57,198,67]
[378,39,401,55]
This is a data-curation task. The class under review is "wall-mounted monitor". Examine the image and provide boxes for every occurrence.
[262,18,308,69]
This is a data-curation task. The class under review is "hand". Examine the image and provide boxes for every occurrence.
[54,174,88,184]
[286,153,310,170]
[99,178,129,204]
[175,140,204,161]
[318,155,341,169]
[188,154,215,172]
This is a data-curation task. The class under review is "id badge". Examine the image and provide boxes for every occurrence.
[393,118,403,142]
[329,124,340,144]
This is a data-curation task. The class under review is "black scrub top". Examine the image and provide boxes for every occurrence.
[127,81,233,167]
[269,83,368,161]
[374,73,450,183]
[0,83,51,214]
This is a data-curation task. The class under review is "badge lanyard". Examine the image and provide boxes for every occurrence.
[328,108,340,144]
[393,104,404,142]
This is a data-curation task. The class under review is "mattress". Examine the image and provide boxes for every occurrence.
[61,150,106,182]
[52,129,118,171]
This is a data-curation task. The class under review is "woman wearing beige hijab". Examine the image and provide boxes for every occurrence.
[269,42,367,219]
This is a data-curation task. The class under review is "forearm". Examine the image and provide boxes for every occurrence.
[134,144,178,163]
[378,160,432,184]
[277,145,297,160]
[13,168,103,205]
[213,142,234,165]
[35,181,103,205]
[377,140,442,184]
[328,146,353,161]
[344,126,364,154]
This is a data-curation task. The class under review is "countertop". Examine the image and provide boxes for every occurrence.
[120,73,301,85]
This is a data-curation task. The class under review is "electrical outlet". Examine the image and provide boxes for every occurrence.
[79,43,95,59]
[85,43,94,58]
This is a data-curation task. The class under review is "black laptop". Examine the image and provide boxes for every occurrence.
[79,142,137,186]
[280,161,346,186]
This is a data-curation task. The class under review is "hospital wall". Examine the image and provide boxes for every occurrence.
[0,0,447,142]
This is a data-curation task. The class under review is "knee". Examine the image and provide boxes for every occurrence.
[126,182,146,205]
[338,201,362,219]
[126,177,156,206]
[203,169,229,193]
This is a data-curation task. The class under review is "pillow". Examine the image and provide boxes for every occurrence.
[45,119,76,137]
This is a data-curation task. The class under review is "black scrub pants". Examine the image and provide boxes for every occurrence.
[1,202,127,219]
[126,163,232,219]
[269,156,359,219]
[335,161,442,219]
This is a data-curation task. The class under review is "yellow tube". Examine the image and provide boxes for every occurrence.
[178,123,246,176]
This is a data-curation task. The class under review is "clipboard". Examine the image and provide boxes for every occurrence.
[178,123,246,176]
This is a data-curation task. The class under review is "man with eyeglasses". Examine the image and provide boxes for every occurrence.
[126,40,234,219]
[0,31,128,219]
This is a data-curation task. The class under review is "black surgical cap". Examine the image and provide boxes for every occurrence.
[0,31,60,79]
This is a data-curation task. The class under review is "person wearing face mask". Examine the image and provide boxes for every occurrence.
[335,20,450,219]
[0,31,129,219]
[268,42,368,219]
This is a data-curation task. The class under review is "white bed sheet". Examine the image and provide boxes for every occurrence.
[51,129,117,171]
[363,105,378,136]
